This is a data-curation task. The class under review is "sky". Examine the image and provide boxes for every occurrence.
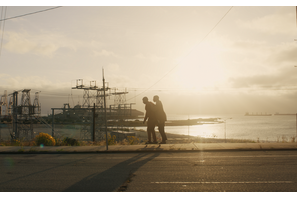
[1,2,297,116]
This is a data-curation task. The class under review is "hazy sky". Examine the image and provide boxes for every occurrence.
[1,3,297,115]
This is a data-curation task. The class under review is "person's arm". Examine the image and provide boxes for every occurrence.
[143,105,148,124]
[143,111,148,124]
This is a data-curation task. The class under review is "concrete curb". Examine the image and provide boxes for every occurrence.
[0,143,297,154]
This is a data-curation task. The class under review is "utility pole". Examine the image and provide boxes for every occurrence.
[294,66,297,142]
[224,118,232,143]
[52,109,55,137]
[12,91,18,140]
[93,103,95,142]
[103,69,108,150]
[188,115,190,140]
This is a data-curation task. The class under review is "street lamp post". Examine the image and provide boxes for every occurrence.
[224,118,232,143]
[294,66,297,139]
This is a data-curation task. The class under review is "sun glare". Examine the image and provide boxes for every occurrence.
[173,43,227,92]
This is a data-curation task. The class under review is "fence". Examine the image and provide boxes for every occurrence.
[0,104,137,144]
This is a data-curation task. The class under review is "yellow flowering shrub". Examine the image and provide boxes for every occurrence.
[34,133,56,146]
[127,136,140,145]
[108,134,116,145]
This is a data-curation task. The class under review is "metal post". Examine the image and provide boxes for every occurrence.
[103,69,108,150]
[12,91,18,140]
[188,115,190,140]
[52,109,55,137]
[224,121,226,143]
[224,118,232,143]
[93,103,95,142]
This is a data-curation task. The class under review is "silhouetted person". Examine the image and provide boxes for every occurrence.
[142,97,157,144]
[153,95,167,144]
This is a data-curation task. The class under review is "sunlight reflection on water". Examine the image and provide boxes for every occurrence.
[0,114,296,142]
[136,114,297,142]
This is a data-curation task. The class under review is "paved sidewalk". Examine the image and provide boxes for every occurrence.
[0,143,297,153]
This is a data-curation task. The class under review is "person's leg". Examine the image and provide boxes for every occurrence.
[146,126,151,142]
[148,120,157,142]
[151,128,157,142]
[148,124,156,142]
[158,122,167,142]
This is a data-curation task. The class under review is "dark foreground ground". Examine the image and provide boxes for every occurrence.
[1,150,297,192]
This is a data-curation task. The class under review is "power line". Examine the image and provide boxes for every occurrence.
[0,6,7,57]
[126,6,233,102]
[0,6,62,58]
[0,6,62,22]
[127,87,297,92]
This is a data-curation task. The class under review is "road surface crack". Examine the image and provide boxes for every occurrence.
[117,172,136,192]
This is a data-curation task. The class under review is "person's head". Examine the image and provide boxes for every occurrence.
[153,95,159,102]
[142,96,148,104]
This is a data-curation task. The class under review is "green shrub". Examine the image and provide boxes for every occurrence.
[34,133,56,146]
[63,137,80,146]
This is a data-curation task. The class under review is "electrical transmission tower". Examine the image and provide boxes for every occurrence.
[33,92,41,116]
[72,79,111,140]
[19,89,34,139]
[0,90,8,140]
[7,89,41,140]
[112,88,128,106]
[70,78,135,141]
[0,90,8,116]
[72,79,106,108]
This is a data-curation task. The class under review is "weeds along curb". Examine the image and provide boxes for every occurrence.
[1,147,297,154]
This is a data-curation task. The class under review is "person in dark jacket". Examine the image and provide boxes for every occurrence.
[153,95,167,144]
[142,97,157,144]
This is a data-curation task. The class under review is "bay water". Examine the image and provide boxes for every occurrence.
[1,114,297,142]
[136,114,297,142]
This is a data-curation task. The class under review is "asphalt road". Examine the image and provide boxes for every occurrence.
[1,150,297,192]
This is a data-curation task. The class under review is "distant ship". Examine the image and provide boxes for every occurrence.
[245,112,272,116]
[274,112,296,116]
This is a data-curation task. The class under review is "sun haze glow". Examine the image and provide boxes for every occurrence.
[1,5,297,115]
[172,42,227,92]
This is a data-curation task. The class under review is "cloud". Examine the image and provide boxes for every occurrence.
[134,53,166,62]
[90,40,103,48]
[266,42,297,65]
[3,30,77,57]
[237,11,295,35]
[229,67,297,90]
[231,40,267,52]
[0,73,71,92]
[107,75,132,88]
[150,54,166,63]
[105,63,120,72]
[135,53,145,59]
[93,49,119,57]
[231,41,297,67]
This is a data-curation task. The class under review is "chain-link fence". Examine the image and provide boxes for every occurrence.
[0,104,138,143]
